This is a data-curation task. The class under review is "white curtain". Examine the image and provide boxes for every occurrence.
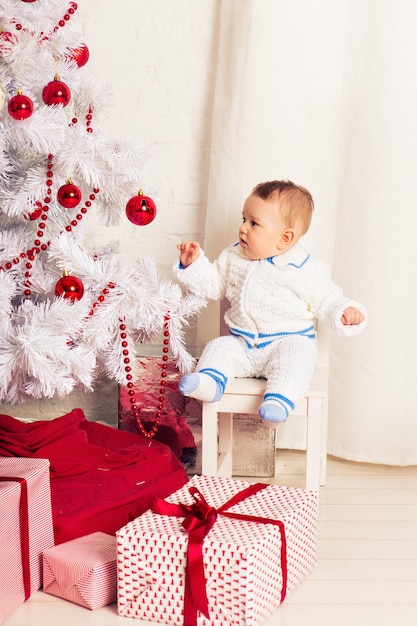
[202,0,417,465]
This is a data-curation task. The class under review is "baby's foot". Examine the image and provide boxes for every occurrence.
[259,399,289,427]
[178,372,223,402]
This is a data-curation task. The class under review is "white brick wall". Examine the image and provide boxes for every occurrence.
[81,1,220,350]
[82,1,218,274]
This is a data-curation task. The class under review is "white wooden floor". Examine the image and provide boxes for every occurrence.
[5,451,417,626]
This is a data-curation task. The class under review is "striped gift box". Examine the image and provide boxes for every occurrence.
[0,457,54,624]
[42,532,117,610]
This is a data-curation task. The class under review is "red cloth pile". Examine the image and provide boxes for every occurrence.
[0,408,188,544]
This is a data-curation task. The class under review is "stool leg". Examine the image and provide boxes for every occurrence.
[305,397,323,491]
[320,396,328,486]
[217,412,233,477]
[201,401,219,476]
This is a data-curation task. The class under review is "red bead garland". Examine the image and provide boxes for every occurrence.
[120,314,171,440]
[12,4,78,43]
[49,2,79,36]
[85,106,93,133]
[63,187,99,233]
[68,105,94,133]
[23,256,32,298]
[86,281,115,317]
[0,154,100,297]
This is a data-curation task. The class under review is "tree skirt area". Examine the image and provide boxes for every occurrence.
[0,408,188,544]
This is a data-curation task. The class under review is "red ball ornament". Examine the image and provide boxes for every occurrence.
[126,190,157,226]
[57,181,82,208]
[21,0,37,2]
[8,91,34,120]
[68,44,89,67]
[42,77,71,106]
[55,272,84,301]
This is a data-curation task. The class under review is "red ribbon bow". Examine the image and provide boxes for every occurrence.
[152,482,287,625]
[0,476,31,601]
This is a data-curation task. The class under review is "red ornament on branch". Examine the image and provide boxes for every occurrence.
[8,90,34,120]
[42,75,71,106]
[126,190,157,226]
[67,44,89,68]
[57,180,82,208]
[55,271,84,301]
[26,201,43,221]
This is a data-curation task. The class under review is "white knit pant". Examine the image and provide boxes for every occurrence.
[196,334,318,409]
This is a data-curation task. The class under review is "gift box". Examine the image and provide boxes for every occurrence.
[43,531,117,610]
[117,475,318,626]
[0,457,54,624]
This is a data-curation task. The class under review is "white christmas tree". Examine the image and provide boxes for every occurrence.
[0,0,201,409]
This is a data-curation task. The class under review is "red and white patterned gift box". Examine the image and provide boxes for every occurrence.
[117,475,318,626]
[43,531,117,610]
[0,457,54,624]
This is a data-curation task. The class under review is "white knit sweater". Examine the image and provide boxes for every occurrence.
[174,242,367,347]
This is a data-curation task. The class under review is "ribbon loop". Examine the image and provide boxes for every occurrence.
[184,486,217,521]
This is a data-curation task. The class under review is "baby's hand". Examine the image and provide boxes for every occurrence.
[341,307,364,325]
[177,241,201,268]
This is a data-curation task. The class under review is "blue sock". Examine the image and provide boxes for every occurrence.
[259,398,290,427]
[178,372,223,402]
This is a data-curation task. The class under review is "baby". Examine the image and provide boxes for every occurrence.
[173,180,367,427]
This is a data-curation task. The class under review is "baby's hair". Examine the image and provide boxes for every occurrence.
[252,180,314,234]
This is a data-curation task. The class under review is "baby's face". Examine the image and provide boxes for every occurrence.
[238,194,290,260]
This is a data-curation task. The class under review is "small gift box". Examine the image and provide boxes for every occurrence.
[0,457,54,624]
[42,531,117,610]
[117,475,318,626]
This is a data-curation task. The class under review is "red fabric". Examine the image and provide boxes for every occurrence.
[0,409,188,544]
